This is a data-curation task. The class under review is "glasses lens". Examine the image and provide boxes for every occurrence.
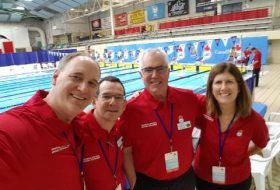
[141,66,167,74]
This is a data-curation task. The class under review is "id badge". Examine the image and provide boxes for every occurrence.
[117,136,123,148]
[164,151,179,173]
[177,121,191,130]
[212,166,226,184]
[115,183,122,190]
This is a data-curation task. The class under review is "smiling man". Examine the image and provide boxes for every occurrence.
[120,48,202,190]
[0,52,100,190]
[78,76,127,190]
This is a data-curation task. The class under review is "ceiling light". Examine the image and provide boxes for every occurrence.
[24,0,33,2]
[84,9,89,12]
[70,8,74,11]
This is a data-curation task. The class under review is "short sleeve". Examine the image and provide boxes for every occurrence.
[252,112,269,148]
[119,110,133,148]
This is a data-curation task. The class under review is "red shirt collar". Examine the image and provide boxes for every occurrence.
[85,109,119,141]
[142,86,176,109]
[24,90,78,134]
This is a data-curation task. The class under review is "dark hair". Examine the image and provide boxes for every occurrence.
[206,62,252,117]
[96,76,126,96]
[251,47,256,51]
[58,52,100,76]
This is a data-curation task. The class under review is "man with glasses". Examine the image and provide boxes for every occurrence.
[77,76,127,190]
[120,48,201,190]
[0,52,100,190]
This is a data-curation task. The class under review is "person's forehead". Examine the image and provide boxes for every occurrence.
[142,53,168,66]
[99,81,124,94]
[214,72,235,79]
[65,56,97,70]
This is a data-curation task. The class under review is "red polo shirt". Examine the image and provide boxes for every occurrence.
[80,110,125,190]
[120,87,201,180]
[194,103,268,185]
[253,50,262,69]
[0,90,83,190]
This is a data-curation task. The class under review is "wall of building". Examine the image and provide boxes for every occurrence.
[270,39,280,64]
[0,24,31,51]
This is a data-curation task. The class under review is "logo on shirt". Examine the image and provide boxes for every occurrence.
[51,144,70,154]
[141,122,157,128]
[236,130,243,137]
[203,114,214,122]
[83,155,101,163]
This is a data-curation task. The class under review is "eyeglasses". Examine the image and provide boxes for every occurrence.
[99,94,125,102]
[141,66,168,75]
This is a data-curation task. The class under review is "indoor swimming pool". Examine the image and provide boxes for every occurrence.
[0,66,209,113]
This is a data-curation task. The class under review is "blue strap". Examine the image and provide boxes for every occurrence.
[217,113,236,165]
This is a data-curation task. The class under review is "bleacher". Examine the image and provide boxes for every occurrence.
[69,8,273,47]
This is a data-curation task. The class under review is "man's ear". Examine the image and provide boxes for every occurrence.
[52,70,60,85]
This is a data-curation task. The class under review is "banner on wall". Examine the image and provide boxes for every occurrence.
[105,36,268,65]
[101,17,111,29]
[3,41,14,53]
[147,3,165,21]
[196,0,217,13]
[115,13,128,27]
[168,0,189,17]
[91,19,101,31]
[129,10,145,24]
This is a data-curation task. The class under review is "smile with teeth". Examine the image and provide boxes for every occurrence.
[107,110,118,113]
[220,93,230,95]
[71,94,86,100]
[151,81,161,85]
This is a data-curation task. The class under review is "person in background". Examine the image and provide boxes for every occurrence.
[0,52,100,190]
[243,47,251,66]
[251,47,262,87]
[120,48,201,190]
[78,76,127,190]
[194,62,268,190]
[228,47,237,65]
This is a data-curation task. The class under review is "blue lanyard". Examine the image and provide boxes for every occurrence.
[62,131,84,179]
[98,139,119,180]
[217,113,236,165]
[154,103,174,151]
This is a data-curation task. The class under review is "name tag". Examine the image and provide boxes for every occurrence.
[177,121,191,130]
[115,184,122,190]
[117,136,123,148]
[165,151,179,173]
[212,166,226,184]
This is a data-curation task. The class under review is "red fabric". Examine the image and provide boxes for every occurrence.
[0,49,2,53]
[194,102,268,185]
[80,110,125,190]
[120,87,201,180]
[3,41,14,53]
[253,50,262,69]
[115,13,128,27]
[0,90,83,190]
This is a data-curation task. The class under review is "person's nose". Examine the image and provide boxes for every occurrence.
[77,81,88,92]
[108,96,117,105]
[151,69,159,78]
[220,82,227,90]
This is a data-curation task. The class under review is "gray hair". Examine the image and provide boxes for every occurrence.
[138,48,168,69]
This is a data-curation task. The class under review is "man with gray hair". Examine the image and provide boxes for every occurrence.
[120,48,201,190]
[0,52,100,190]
